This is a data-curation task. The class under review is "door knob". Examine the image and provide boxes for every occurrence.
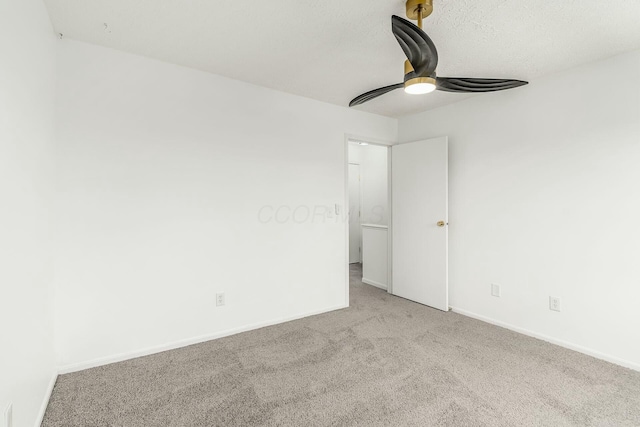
[437,221,446,227]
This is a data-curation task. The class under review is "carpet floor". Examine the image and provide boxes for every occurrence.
[43,264,640,426]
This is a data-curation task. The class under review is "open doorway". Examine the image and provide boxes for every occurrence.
[347,140,390,290]
[345,136,449,312]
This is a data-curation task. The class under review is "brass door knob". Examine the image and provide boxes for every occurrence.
[437,221,446,227]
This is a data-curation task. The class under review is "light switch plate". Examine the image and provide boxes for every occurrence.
[491,284,501,297]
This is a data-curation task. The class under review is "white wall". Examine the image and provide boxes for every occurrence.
[348,144,388,225]
[361,225,389,290]
[0,0,57,425]
[53,39,397,369]
[399,50,640,369]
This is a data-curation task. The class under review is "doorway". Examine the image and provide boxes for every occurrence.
[347,140,390,288]
[344,136,449,312]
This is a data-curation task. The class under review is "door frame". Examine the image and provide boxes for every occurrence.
[343,134,394,307]
[348,162,363,264]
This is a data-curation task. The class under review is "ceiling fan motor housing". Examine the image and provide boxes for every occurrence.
[403,60,436,91]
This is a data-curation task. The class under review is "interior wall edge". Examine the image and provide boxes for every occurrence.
[57,303,348,375]
[35,372,58,427]
[451,306,640,372]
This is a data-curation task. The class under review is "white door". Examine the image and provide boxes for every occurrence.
[392,137,448,311]
[348,163,361,264]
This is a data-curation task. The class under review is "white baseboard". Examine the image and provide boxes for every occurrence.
[35,371,58,427]
[58,303,348,375]
[362,278,387,290]
[450,306,640,372]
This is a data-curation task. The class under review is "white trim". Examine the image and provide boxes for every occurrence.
[35,371,58,427]
[362,278,388,290]
[347,162,363,264]
[58,303,348,374]
[361,224,388,229]
[450,306,640,372]
[345,133,395,148]
[387,145,393,294]
[443,137,449,310]
[343,135,350,307]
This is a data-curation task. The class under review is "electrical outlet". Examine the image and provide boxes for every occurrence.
[491,283,501,297]
[549,296,561,312]
[216,293,225,307]
[5,403,12,427]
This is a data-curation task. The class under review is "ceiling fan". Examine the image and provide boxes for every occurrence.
[349,0,528,107]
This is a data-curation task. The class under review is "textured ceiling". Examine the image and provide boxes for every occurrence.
[44,0,640,118]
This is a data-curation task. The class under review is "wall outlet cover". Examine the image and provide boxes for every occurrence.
[216,293,225,307]
[549,296,562,312]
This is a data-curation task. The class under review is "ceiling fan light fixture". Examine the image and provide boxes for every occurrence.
[347,6,528,107]
[404,77,436,95]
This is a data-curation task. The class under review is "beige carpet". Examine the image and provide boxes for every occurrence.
[43,264,640,426]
